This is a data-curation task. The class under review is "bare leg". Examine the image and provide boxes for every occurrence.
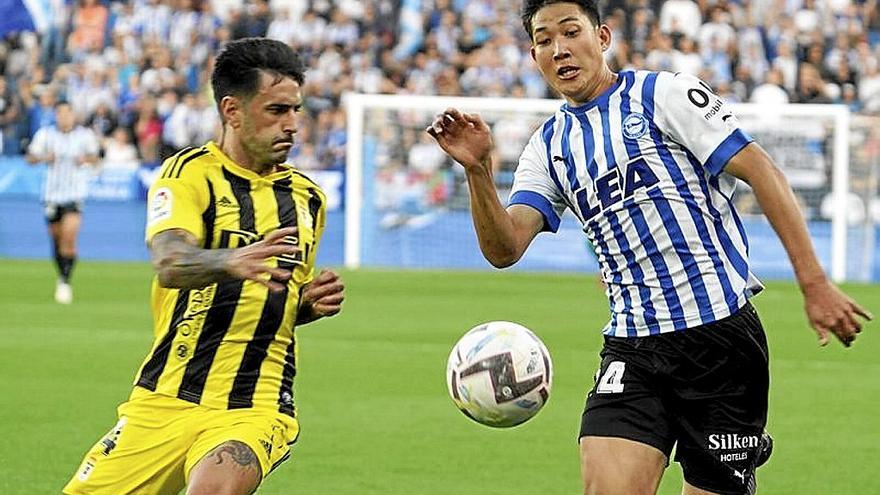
[580,436,667,495]
[48,220,61,271]
[57,212,81,259]
[682,481,723,495]
[186,440,262,495]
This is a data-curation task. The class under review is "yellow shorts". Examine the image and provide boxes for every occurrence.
[63,390,299,495]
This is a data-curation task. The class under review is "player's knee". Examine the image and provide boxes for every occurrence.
[582,472,612,495]
[58,237,77,255]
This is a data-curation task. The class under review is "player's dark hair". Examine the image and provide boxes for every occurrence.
[521,0,602,39]
[211,38,306,111]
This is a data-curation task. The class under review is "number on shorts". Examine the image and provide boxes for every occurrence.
[596,361,626,394]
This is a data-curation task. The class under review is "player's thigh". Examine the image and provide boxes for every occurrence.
[673,303,770,495]
[580,436,667,495]
[185,410,299,494]
[58,208,83,239]
[63,414,189,495]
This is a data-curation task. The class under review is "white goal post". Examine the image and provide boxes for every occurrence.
[344,93,855,282]
[343,94,568,269]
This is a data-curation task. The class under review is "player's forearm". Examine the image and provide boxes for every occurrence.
[151,230,236,289]
[25,153,47,164]
[465,165,522,268]
[156,248,236,289]
[747,162,828,291]
[81,154,100,166]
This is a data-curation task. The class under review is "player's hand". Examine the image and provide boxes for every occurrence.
[226,227,299,292]
[301,269,345,319]
[802,279,873,347]
[426,108,494,170]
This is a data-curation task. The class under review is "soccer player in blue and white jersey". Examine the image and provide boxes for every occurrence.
[26,101,100,304]
[427,1,873,494]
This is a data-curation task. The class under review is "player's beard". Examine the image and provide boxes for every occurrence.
[267,139,292,165]
[240,135,286,172]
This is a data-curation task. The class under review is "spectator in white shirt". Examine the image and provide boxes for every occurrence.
[772,40,800,93]
[267,9,297,44]
[646,34,678,72]
[102,127,139,171]
[750,68,791,104]
[699,7,736,57]
[672,37,703,76]
[659,0,702,40]
[858,63,880,113]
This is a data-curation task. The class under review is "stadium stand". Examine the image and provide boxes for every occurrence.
[0,0,879,167]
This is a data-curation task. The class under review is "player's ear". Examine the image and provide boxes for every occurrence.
[529,45,537,62]
[220,95,242,129]
[598,24,612,51]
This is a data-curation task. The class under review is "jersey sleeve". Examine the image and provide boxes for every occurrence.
[27,128,49,156]
[655,72,753,176]
[145,156,209,244]
[508,128,568,233]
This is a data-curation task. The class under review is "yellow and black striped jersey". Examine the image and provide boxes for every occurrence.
[134,141,326,416]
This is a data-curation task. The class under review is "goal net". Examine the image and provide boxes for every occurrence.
[344,94,871,282]
[848,114,880,283]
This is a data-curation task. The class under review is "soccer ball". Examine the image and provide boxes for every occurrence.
[446,321,552,428]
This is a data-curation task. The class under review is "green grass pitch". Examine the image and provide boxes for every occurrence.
[0,259,877,494]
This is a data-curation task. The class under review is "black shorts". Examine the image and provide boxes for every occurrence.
[580,302,770,495]
[44,201,82,224]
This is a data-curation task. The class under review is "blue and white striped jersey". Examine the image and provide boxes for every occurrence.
[28,125,100,204]
[510,70,763,337]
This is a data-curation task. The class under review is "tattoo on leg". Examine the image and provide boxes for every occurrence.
[210,441,260,472]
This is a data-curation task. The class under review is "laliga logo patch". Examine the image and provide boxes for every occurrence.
[148,187,172,225]
[622,113,649,140]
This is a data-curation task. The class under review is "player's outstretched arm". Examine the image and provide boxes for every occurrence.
[725,143,873,347]
[78,153,100,166]
[25,128,52,164]
[150,227,299,292]
[25,152,54,164]
[427,108,542,267]
[296,269,345,325]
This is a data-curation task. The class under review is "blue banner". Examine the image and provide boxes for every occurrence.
[2,157,874,280]
[0,157,344,208]
[0,0,38,36]
[0,157,147,201]
[0,156,346,266]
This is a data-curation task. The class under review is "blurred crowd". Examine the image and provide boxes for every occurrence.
[0,0,879,172]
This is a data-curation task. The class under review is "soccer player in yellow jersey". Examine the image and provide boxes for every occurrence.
[64,38,345,495]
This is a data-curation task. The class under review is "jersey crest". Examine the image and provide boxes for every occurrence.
[622,113,649,139]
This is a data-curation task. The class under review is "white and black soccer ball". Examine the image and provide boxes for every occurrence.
[446,321,552,428]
